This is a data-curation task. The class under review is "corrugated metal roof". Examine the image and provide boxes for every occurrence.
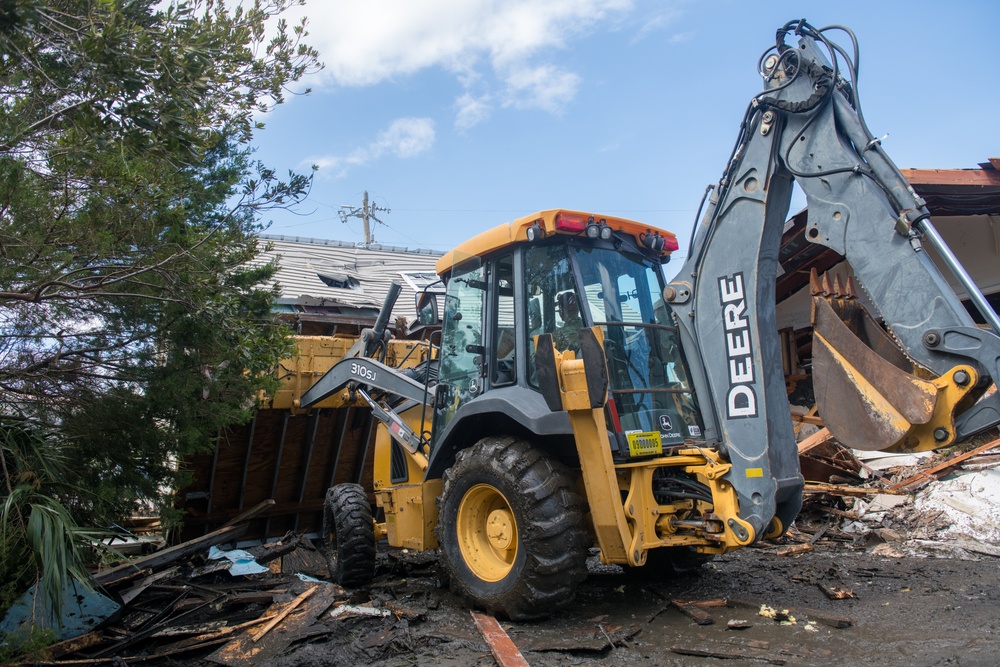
[254,234,444,319]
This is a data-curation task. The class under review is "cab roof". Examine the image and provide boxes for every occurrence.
[435,209,678,277]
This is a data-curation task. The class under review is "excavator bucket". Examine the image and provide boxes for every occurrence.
[809,271,979,452]
[812,295,937,451]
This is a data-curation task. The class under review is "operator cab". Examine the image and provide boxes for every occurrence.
[431,210,704,462]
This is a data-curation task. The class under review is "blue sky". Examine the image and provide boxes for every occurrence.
[253,0,999,261]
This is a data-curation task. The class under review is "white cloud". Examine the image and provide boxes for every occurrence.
[304,117,436,178]
[283,1,638,122]
[455,93,493,130]
[630,8,683,44]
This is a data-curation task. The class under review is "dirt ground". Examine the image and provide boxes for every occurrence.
[243,542,1000,667]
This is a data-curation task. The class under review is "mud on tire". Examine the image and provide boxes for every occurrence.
[321,483,376,587]
[437,436,590,620]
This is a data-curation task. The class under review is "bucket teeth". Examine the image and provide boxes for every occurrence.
[832,274,845,298]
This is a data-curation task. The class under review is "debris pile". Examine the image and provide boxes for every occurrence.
[781,429,1000,559]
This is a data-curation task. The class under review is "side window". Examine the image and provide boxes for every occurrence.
[433,261,485,435]
[523,244,580,386]
[493,255,516,386]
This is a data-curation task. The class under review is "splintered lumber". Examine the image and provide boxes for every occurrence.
[774,544,814,557]
[95,524,248,588]
[671,599,715,625]
[798,428,834,455]
[890,437,1000,492]
[470,611,531,667]
[250,586,317,643]
[803,482,899,498]
[208,584,338,667]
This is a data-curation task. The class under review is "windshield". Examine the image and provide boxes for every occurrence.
[570,245,704,451]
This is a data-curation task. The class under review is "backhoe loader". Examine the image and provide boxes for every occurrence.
[292,20,1000,620]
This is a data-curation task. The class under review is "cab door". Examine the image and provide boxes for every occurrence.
[433,258,486,437]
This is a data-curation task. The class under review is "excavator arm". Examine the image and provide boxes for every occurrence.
[666,20,1000,540]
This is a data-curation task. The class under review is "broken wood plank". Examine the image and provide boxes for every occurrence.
[94,524,248,588]
[890,438,1000,492]
[774,544,814,557]
[246,532,298,565]
[818,584,857,600]
[207,584,337,667]
[470,611,530,667]
[671,599,715,625]
[250,585,317,643]
[43,631,104,659]
[798,427,833,454]
[671,644,787,665]
[804,483,899,498]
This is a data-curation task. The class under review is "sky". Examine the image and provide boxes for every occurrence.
[252,0,999,262]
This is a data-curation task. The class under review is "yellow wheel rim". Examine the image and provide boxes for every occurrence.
[456,483,518,582]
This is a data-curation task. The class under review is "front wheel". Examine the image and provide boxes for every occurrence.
[437,436,589,620]
[321,483,376,587]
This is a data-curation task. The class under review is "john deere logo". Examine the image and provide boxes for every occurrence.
[658,414,673,432]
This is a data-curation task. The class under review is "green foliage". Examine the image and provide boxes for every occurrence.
[0,0,319,618]
[0,625,58,664]
[0,425,101,619]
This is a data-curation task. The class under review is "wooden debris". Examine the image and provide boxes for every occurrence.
[671,599,715,625]
[95,524,248,588]
[774,544,814,557]
[278,542,329,578]
[329,603,392,621]
[818,584,857,600]
[246,532,298,565]
[798,427,833,454]
[890,438,1000,492]
[730,597,854,629]
[208,583,338,667]
[43,631,104,659]
[671,644,787,665]
[470,611,530,667]
[804,482,899,498]
[250,585,316,643]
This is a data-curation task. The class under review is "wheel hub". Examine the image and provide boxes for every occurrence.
[487,509,514,550]
[456,483,519,582]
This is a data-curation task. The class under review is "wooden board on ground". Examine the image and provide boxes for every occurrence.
[207,583,340,667]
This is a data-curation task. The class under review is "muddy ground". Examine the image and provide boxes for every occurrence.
[234,542,1000,667]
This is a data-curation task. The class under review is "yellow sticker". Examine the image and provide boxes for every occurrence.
[746,468,764,478]
[627,431,663,457]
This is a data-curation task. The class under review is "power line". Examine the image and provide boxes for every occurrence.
[337,190,389,245]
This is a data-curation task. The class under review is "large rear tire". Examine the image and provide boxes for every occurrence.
[437,436,589,620]
[321,483,376,587]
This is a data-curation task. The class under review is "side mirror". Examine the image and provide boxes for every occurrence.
[415,292,440,325]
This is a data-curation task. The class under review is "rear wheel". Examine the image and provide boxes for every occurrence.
[437,436,589,620]
[321,483,376,587]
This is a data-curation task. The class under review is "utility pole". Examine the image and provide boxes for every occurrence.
[338,191,390,246]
